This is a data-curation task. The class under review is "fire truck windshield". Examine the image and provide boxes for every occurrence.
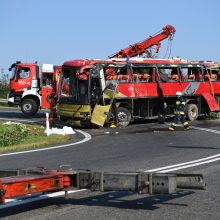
[9,66,16,80]
[60,67,89,104]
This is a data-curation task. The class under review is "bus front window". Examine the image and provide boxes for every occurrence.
[60,67,89,104]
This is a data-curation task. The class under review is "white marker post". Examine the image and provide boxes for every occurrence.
[46,112,50,136]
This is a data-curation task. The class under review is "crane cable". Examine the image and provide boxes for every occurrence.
[168,39,173,59]
[163,38,173,59]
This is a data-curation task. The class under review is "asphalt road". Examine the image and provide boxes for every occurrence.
[0,107,220,220]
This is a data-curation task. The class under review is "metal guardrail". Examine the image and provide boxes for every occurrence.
[0,98,7,103]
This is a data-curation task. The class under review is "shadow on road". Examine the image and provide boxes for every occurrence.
[0,190,194,218]
[167,145,220,150]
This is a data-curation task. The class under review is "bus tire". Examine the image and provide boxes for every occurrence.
[116,107,131,127]
[186,104,198,121]
[21,99,38,116]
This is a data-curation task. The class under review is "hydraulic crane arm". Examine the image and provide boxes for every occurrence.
[0,167,206,205]
[109,25,176,58]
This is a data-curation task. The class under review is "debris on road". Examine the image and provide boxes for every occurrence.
[45,126,76,136]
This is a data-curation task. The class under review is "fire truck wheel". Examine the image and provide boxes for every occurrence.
[186,104,198,121]
[116,107,131,127]
[21,99,38,116]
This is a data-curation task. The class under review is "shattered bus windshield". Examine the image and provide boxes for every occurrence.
[60,67,89,104]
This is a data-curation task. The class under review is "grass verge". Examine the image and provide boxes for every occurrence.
[0,121,71,153]
[0,103,9,107]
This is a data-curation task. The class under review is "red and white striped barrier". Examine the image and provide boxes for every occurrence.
[46,112,50,136]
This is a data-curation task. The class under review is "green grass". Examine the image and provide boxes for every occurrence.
[0,103,18,108]
[209,112,220,118]
[0,103,9,107]
[0,121,71,153]
[0,82,10,107]
[0,83,9,98]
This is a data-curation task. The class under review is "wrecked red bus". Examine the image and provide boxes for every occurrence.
[57,58,220,126]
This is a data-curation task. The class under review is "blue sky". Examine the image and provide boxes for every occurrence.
[1,0,220,75]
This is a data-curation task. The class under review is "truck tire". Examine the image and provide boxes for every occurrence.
[21,99,38,116]
[116,107,131,127]
[186,104,198,121]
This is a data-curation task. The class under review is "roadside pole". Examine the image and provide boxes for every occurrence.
[46,112,50,136]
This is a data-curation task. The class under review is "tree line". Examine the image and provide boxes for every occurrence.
[0,68,9,98]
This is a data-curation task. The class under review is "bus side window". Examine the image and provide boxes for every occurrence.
[204,69,210,81]
[158,67,179,82]
[216,70,220,81]
[193,67,202,82]
[210,70,217,81]
[187,68,196,81]
[198,68,203,81]
[132,67,152,82]
[170,68,179,81]
[194,68,203,81]
[181,68,188,81]
[205,70,218,81]
[158,68,169,82]
[140,68,152,82]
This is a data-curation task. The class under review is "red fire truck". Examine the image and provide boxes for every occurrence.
[57,57,220,127]
[8,61,61,116]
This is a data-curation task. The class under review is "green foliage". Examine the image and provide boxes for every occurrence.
[0,82,9,98]
[0,123,45,147]
[209,112,220,118]
[0,121,70,152]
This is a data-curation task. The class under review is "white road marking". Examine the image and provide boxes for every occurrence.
[191,126,220,134]
[0,189,86,209]
[146,126,220,173]
[156,156,220,173]
[147,153,220,172]
[0,117,41,123]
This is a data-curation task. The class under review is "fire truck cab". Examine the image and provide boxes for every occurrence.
[8,61,58,116]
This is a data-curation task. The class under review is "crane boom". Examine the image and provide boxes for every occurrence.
[0,167,206,205]
[109,25,176,58]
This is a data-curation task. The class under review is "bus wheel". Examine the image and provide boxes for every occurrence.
[21,99,38,116]
[186,104,198,121]
[116,107,131,127]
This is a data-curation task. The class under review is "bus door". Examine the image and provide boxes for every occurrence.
[91,66,117,127]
